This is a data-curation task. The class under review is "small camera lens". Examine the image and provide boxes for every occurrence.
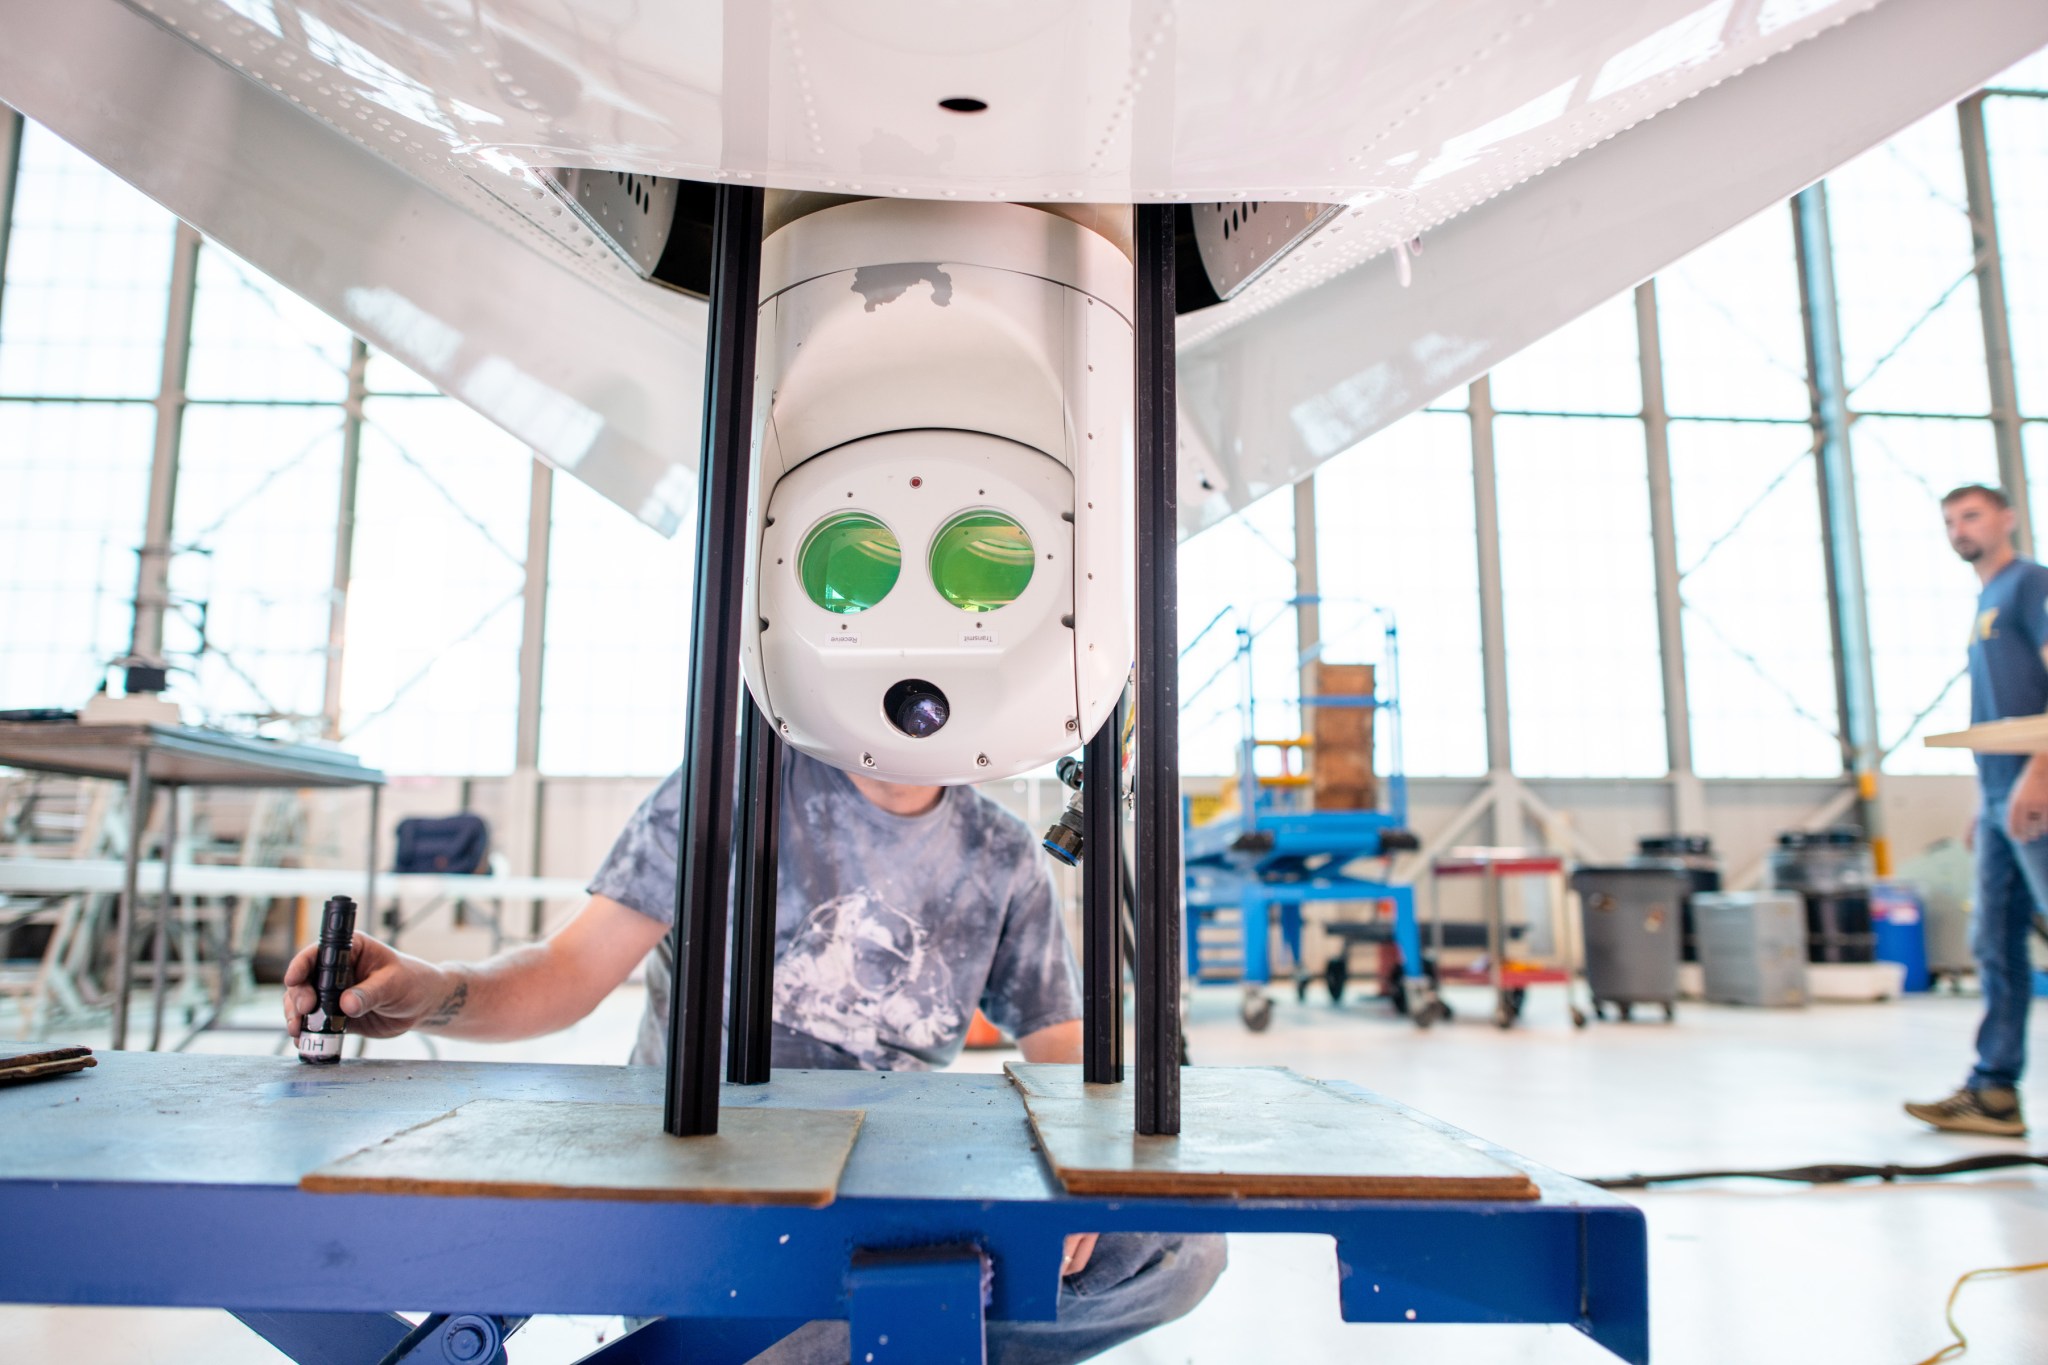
[884,679,949,739]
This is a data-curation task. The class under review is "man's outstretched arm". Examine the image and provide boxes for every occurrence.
[282,894,667,1043]
[1017,1018,1083,1063]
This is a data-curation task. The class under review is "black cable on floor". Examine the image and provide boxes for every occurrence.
[1588,1152,2048,1190]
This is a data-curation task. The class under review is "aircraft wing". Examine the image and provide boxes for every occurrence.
[1,0,2042,536]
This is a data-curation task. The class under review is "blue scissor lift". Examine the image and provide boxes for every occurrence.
[1182,605,1434,1031]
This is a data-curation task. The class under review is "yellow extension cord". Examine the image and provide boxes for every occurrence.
[1912,1259,2048,1364]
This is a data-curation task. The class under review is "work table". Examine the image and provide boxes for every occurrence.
[0,1051,1648,1363]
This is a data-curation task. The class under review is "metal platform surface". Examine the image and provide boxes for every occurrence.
[0,1052,1648,1362]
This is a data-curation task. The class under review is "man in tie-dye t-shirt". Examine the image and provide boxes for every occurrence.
[285,745,1223,1365]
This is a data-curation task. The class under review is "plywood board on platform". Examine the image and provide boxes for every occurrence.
[303,1100,863,1207]
[0,1045,96,1087]
[1007,1063,1537,1201]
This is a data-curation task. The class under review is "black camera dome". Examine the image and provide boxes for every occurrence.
[884,679,950,739]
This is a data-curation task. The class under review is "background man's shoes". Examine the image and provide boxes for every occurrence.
[1904,1087,2027,1136]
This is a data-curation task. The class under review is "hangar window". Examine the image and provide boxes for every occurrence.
[186,242,354,403]
[1179,487,1299,779]
[1487,293,1642,418]
[0,402,155,708]
[0,126,170,711]
[1828,110,1999,773]
[1852,415,1999,775]
[0,123,174,399]
[1829,111,1989,419]
[167,243,354,730]
[1314,407,1486,778]
[169,401,344,728]
[1668,420,1838,779]
[1656,206,1809,422]
[541,473,694,777]
[338,392,532,776]
[1493,413,1667,779]
[1655,206,1839,778]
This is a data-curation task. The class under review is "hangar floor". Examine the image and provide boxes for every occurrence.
[6,979,2045,1364]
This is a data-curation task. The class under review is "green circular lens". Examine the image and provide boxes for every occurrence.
[929,510,1035,612]
[798,512,900,614]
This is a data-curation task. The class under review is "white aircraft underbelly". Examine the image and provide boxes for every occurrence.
[0,0,2041,532]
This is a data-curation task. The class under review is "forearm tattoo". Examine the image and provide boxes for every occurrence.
[421,980,469,1028]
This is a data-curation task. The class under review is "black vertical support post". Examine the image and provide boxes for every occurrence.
[1081,694,1125,1083]
[1132,204,1182,1136]
[664,183,765,1137]
[727,694,782,1084]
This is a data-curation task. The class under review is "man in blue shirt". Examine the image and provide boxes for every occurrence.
[1907,484,2048,1137]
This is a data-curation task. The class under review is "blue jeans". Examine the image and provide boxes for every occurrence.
[744,1233,1227,1365]
[1970,791,2048,1092]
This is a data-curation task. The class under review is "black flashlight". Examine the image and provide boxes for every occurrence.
[296,895,357,1065]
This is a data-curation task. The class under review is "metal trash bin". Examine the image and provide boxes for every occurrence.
[1768,828,1878,963]
[1693,891,1809,1006]
[1570,865,1688,1021]
[1636,835,1722,962]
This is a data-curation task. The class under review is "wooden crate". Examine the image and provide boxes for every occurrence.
[1305,663,1377,811]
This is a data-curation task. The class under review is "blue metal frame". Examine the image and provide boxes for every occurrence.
[0,1056,1646,1365]
[4,1179,1647,1364]
[1187,864,1422,991]
[849,1245,988,1365]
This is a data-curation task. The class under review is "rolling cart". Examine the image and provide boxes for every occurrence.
[1422,848,1586,1030]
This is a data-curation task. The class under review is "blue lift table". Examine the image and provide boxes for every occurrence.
[1186,808,1426,1006]
[0,1052,1647,1363]
[1181,640,1438,1029]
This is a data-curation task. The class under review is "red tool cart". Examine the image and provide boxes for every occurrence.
[1417,847,1586,1029]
